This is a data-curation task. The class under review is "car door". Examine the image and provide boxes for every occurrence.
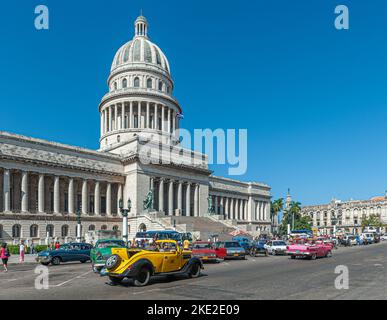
[161,244,181,273]
[79,244,91,261]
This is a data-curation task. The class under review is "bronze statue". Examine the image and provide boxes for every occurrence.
[143,189,154,211]
[207,196,215,214]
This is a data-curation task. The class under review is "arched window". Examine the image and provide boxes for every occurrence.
[61,225,69,237]
[113,225,119,231]
[46,224,54,238]
[147,78,153,89]
[122,78,127,88]
[117,135,121,143]
[138,223,147,232]
[166,86,170,94]
[134,77,140,88]
[30,225,38,238]
[158,81,163,91]
[89,225,95,231]
[101,225,108,231]
[113,82,117,90]
[12,224,21,238]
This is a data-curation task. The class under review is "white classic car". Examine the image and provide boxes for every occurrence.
[264,240,288,255]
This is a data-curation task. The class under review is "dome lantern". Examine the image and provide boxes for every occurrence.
[134,15,148,38]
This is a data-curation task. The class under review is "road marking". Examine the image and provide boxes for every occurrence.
[50,270,92,288]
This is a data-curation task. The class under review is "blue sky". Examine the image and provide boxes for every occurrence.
[1,0,387,205]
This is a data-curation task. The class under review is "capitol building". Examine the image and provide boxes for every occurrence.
[0,16,272,244]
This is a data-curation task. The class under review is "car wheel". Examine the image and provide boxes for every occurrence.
[108,276,123,285]
[92,264,101,273]
[188,263,201,278]
[272,250,276,256]
[290,255,295,259]
[80,260,87,264]
[51,257,61,265]
[133,268,151,287]
[250,250,256,257]
[105,254,121,271]
[310,254,317,260]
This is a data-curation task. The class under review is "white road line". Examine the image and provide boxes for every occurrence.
[50,270,92,288]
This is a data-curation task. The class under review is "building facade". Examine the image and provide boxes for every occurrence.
[301,196,387,235]
[0,15,271,244]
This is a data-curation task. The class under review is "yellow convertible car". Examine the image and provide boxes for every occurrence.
[104,240,204,286]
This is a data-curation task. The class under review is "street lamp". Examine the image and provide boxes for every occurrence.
[119,198,131,245]
[76,209,82,242]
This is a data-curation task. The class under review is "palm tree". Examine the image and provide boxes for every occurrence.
[288,201,302,230]
[271,198,284,233]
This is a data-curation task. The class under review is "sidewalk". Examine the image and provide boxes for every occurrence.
[5,254,38,264]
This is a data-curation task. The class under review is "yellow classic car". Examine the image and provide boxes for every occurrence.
[104,240,204,287]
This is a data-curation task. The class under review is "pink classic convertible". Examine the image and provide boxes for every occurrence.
[286,242,333,260]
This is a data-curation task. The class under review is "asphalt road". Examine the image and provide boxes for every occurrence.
[0,242,386,300]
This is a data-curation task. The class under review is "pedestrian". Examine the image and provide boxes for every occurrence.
[19,241,25,263]
[55,242,60,250]
[30,241,35,254]
[1,243,10,272]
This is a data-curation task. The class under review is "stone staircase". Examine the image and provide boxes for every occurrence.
[159,216,238,241]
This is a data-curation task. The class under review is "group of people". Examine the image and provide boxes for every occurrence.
[0,241,26,272]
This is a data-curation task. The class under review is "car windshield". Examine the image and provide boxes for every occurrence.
[193,243,212,249]
[97,241,124,248]
[225,242,240,248]
[273,241,286,246]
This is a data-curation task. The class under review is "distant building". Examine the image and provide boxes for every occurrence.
[301,195,387,235]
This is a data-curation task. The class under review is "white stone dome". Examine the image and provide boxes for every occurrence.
[110,16,170,75]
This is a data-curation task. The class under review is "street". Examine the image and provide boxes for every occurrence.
[0,242,386,300]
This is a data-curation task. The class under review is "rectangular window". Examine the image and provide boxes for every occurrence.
[101,196,106,214]
[77,194,82,212]
[50,192,54,212]
[89,195,94,213]
[64,193,68,213]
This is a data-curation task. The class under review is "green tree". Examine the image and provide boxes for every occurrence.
[279,201,311,235]
[361,214,383,228]
[270,198,284,233]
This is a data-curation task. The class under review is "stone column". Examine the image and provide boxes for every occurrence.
[159,179,164,213]
[121,103,126,129]
[177,181,182,216]
[68,178,74,214]
[117,184,123,212]
[167,108,171,133]
[38,174,45,213]
[161,105,165,132]
[94,181,100,215]
[104,109,108,133]
[114,104,118,130]
[53,176,60,214]
[154,104,158,129]
[146,102,150,129]
[194,184,199,217]
[172,110,176,135]
[168,180,174,216]
[186,183,191,217]
[106,183,112,216]
[225,197,229,219]
[82,179,88,214]
[3,169,10,212]
[230,198,234,219]
[21,171,28,212]
[129,101,133,128]
[239,200,244,220]
[138,102,142,128]
[100,112,104,136]
[220,197,224,217]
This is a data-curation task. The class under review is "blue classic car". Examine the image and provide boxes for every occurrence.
[249,240,269,257]
[36,243,92,266]
[217,241,247,260]
[232,236,253,253]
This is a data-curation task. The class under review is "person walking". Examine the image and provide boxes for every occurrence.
[1,243,9,272]
[19,241,25,263]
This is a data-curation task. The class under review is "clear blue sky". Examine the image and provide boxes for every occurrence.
[1,0,387,206]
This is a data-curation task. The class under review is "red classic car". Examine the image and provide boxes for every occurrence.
[286,242,333,260]
[192,241,227,263]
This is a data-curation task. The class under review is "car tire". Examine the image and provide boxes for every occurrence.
[51,257,61,265]
[290,255,295,259]
[133,268,151,287]
[272,250,276,256]
[188,263,201,278]
[105,254,121,271]
[80,260,87,264]
[310,254,317,260]
[92,264,101,273]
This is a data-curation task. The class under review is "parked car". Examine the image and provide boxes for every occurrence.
[36,242,92,266]
[341,235,357,246]
[90,239,127,273]
[217,241,246,260]
[360,233,375,245]
[264,240,287,255]
[286,242,332,260]
[105,240,203,287]
[380,234,387,241]
[249,240,269,257]
[232,236,253,254]
[192,241,227,263]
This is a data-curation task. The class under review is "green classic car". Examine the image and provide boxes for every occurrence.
[91,239,127,273]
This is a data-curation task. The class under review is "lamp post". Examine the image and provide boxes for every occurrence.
[76,209,82,242]
[119,198,131,245]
